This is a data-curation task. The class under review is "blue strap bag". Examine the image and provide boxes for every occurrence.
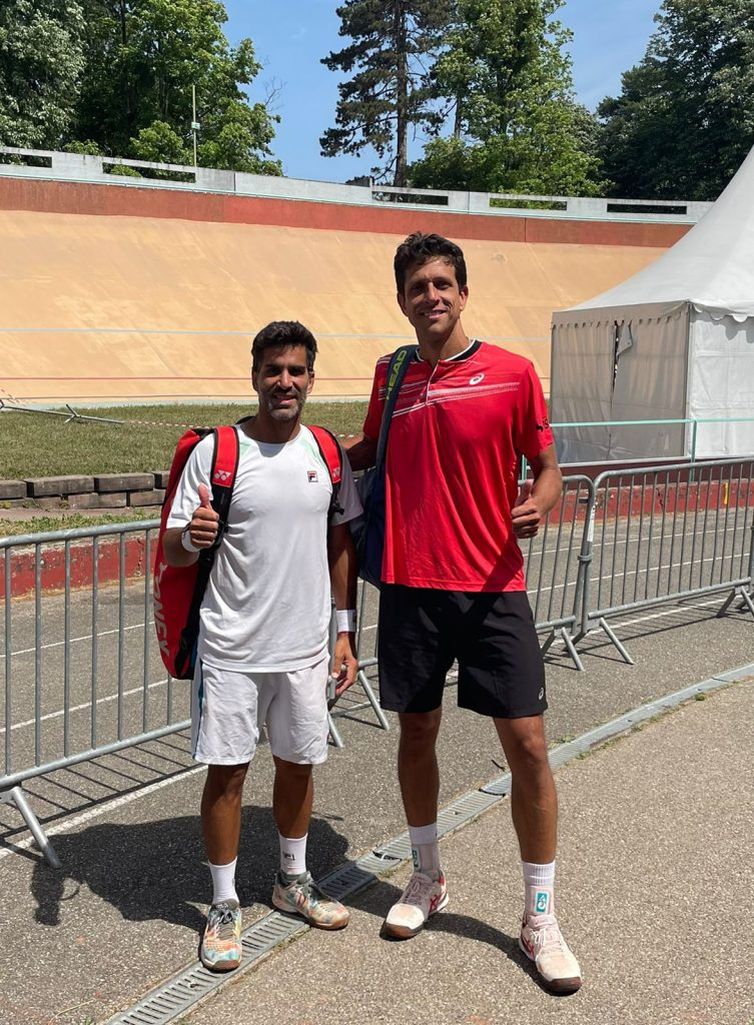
[351,345,416,587]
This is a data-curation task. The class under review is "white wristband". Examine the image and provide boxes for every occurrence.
[336,609,357,633]
[181,525,200,553]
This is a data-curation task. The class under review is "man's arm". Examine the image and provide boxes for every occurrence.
[510,444,562,540]
[163,483,220,566]
[327,522,359,697]
[342,433,378,472]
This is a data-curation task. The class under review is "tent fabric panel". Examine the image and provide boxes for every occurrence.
[607,309,689,459]
[687,311,754,458]
[550,320,614,462]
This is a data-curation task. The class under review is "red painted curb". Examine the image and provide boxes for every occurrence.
[0,177,690,249]
[1,536,148,600]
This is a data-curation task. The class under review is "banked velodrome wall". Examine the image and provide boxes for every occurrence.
[0,153,696,404]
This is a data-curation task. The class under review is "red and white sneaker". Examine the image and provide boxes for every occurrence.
[382,870,449,939]
[519,913,582,994]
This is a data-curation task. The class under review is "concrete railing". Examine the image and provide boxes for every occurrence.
[0,147,713,224]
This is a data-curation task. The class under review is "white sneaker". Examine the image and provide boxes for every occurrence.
[382,870,448,939]
[519,913,582,994]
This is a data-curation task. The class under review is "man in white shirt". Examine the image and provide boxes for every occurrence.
[164,321,361,972]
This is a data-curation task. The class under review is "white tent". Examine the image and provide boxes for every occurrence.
[550,147,754,462]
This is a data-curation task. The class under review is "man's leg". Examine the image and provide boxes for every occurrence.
[197,761,249,972]
[192,660,261,973]
[266,663,349,930]
[495,714,581,994]
[494,715,556,863]
[382,708,449,939]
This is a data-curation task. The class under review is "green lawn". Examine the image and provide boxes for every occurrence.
[0,401,368,536]
[0,401,368,478]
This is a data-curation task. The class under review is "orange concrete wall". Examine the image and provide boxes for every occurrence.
[0,178,684,403]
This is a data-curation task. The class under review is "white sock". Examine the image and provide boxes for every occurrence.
[279,833,308,876]
[209,858,238,905]
[409,822,440,877]
[522,860,556,918]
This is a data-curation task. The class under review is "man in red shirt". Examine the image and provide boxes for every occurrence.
[346,233,581,994]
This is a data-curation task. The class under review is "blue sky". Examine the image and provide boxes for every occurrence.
[223,0,662,183]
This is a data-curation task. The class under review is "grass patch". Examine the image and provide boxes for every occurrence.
[0,509,158,537]
[0,402,368,478]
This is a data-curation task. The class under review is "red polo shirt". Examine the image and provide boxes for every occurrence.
[363,340,554,592]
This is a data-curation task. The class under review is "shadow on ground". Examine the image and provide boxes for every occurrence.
[29,804,350,935]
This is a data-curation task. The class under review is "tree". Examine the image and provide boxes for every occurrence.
[0,0,85,149]
[71,0,281,173]
[321,0,454,187]
[409,0,603,195]
[598,0,754,200]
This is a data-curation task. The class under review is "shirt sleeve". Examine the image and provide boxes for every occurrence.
[331,442,363,526]
[165,435,215,529]
[362,358,388,441]
[513,363,555,463]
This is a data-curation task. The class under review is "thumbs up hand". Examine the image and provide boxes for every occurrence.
[511,478,542,539]
[186,483,220,549]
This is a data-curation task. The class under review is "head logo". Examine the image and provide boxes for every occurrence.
[469,373,484,385]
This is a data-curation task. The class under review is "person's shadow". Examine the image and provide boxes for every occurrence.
[30,804,350,936]
[351,876,547,992]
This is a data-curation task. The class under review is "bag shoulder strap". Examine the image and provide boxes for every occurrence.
[375,344,417,474]
[207,425,240,548]
[309,424,344,518]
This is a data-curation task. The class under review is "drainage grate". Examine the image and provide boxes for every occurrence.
[106,668,751,1025]
[437,790,501,836]
[481,774,512,796]
[107,912,307,1025]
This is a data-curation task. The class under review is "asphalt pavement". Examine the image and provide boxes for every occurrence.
[0,601,752,1025]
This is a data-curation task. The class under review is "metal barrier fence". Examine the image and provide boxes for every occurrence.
[572,458,754,662]
[2,461,753,864]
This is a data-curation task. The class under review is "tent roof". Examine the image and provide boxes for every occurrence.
[553,146,754,325]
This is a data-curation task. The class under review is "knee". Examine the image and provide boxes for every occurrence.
[398,710,442,749]
[508,726,550,774]
[206,763,248,799]
[273,757,313,782]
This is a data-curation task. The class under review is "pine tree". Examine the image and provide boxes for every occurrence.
[321,0,454,186]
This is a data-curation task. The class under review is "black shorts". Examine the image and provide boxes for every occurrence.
[377,586,547,718]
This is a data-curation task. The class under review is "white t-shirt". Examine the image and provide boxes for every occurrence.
[167,424,361,672]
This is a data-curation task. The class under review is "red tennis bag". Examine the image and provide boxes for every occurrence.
[153,423,343,679]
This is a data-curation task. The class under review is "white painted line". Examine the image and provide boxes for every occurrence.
[0,760,206,864]
[1,676,171,735]
[1,621,149,660]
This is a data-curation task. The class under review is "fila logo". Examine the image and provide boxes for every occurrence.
[308,470,319,482]
[469,373,485,385]
[213,469,231,483]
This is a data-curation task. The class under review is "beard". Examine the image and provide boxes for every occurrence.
[264,390,306,421]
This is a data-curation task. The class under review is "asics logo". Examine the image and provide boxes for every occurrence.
[469,373,485,385]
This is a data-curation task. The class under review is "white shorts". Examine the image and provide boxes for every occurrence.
[191,657,330,766]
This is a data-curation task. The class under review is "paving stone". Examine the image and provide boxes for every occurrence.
[25,475,94,497]
[94,473,154,493]
[0,480,26,500]
[62,492,129,509]
[128,489,166,507]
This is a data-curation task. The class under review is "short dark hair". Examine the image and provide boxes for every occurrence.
[394,232,467,293]
[251,321,317,373]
